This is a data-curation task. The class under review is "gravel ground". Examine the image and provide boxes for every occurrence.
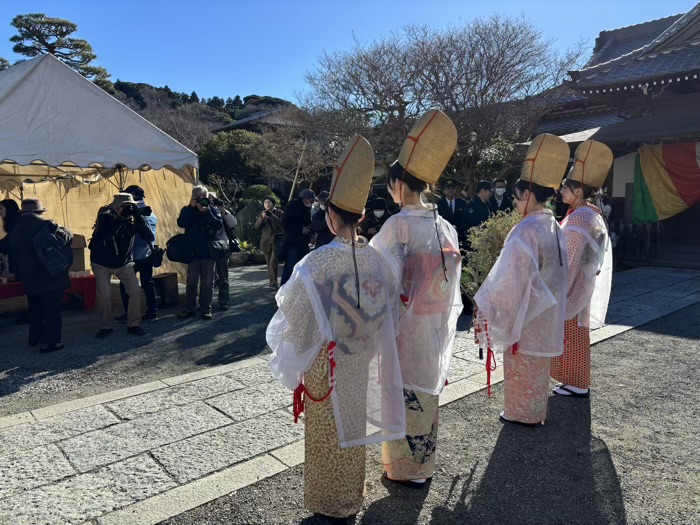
[0,266,278,416]
[162,302,700,525]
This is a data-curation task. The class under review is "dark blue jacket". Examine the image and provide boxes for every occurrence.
[177,205,224,260]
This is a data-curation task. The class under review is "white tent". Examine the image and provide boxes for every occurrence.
[0,53,197,182]
[0,54,198,280]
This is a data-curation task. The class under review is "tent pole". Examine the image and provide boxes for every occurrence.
[288,139,307,202]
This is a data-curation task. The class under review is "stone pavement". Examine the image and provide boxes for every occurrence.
[0,267,698,525]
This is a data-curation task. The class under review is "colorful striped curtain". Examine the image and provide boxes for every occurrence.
[633,142,700,223]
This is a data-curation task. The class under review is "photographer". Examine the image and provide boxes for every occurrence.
[176,186,224,320]
[280,188,314,285]
[90,193,155,338]
[115,186,158,323]
[212,194,236,310]
[255,195,283,288]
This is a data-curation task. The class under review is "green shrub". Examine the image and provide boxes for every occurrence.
[241,185,280,205]
[461,210,522,302]
[235,200,264,248]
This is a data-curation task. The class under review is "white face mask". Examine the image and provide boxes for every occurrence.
[373,210,385,218]
[495,188,506,197]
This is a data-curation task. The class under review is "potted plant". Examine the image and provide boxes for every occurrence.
[240,240,266,265]
[229,241,251,266]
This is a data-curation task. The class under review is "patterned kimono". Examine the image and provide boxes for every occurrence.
[474,210,568,424]
[551,204,612,389]
[370,204,462,480]
[267,236,405,518]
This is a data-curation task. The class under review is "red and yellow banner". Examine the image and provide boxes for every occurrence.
[633,142,700,223]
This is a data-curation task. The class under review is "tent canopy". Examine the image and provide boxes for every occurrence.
[0,54,198,176]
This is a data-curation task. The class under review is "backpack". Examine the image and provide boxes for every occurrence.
[33,222,73,277]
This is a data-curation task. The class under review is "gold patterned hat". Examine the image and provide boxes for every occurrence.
[520,133,571,189]
[566,140,613,189]
[397,110,458,185]
[329,135,375,214]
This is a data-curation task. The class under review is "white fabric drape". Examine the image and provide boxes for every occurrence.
[561,206,613,329]
[370,204,463,395]
[474,210,568,358]
[267,238,406,448]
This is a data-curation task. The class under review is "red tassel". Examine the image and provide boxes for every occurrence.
[400,294,408,306]
[445,378,449,386]
[293,383,305,423]
[486,348,497,397]
[512,342,518,355]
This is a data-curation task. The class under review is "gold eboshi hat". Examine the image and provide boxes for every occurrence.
[397,110,458,185]
[329,135,375,214]
[566,140,613,189]
[521,133,570,189]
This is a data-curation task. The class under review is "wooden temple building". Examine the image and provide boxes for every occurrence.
[536,3,700,267]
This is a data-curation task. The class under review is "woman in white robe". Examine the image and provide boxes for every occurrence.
[552,140,614,398]
[370,110,463,487]
[267,136,405,520]
[474,133,569,426]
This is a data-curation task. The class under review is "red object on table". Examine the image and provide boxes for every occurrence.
[0,276,96,311]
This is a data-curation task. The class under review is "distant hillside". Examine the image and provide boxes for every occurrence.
[111,81,293,152]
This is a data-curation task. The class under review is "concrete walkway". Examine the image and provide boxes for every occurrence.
[0,267,698,525]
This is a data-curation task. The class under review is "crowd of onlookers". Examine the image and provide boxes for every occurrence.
[1,176,604,354]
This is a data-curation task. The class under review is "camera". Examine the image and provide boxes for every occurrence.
[197,197,211,207]
[264,210,271,217]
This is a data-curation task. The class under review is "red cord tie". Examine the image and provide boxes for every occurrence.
[512,342,518,355]
[483,320,497,397]
[292,341,337,423]
[400,294,409,306]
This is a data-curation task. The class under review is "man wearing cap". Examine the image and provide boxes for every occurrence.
[310,190,334,248]
[89,193,155,338]
[463,180,494,242]
[358,197,391,240]
[280,188,315,285]
[8,199,72,353]
[437,178,467,245]
[115,186,159,323]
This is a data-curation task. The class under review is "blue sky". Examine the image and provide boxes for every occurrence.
[0,1,696,102]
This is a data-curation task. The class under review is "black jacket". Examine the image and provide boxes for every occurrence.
[282,198,312,248]
[358,210,391,240]
[437,197,467,233]
[488,194,514,213]
[311,209,334,248]
[177,205,224,260]
[0,214,21,275]
[9,213,72,296]
[463,196,494,234]
[90,208,154,269]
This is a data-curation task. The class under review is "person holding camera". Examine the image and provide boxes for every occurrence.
[90,193,155,338]
[113,185,159,323]
[255,195,283,288]
[176,186,225,320]
[212,194,237,310]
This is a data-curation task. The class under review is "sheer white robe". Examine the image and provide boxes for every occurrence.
[561,205,613,329]
[474,210,568,357]
[370,204,463,395]
[267,238,406,448]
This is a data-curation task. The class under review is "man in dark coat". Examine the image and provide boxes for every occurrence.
[311,191,334,249]
[488,178,514,213]
[358,197,391,240]
[281,188,315,285]
[437,178,468,244]
[9,199,72,353]
[463,180,494,244]
[176,186,225,320]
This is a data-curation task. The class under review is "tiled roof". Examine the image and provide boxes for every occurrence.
[534,110,626,136]
[570,3,700,89]
[591,105,700,143]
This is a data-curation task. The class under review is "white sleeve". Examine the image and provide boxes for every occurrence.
[474,236,557,352]
[267,266,328,390]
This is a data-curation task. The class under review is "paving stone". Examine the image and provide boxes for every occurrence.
[0,444,75,499]
[224,363,276,387]
[448,356,484,382]
[59,402,232,473]
[0,455,175,525]
[206,382,291,422]
[106,375,245,420]
[606,301,657,323]
[0,405,119,454]
[152,409,303,484]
